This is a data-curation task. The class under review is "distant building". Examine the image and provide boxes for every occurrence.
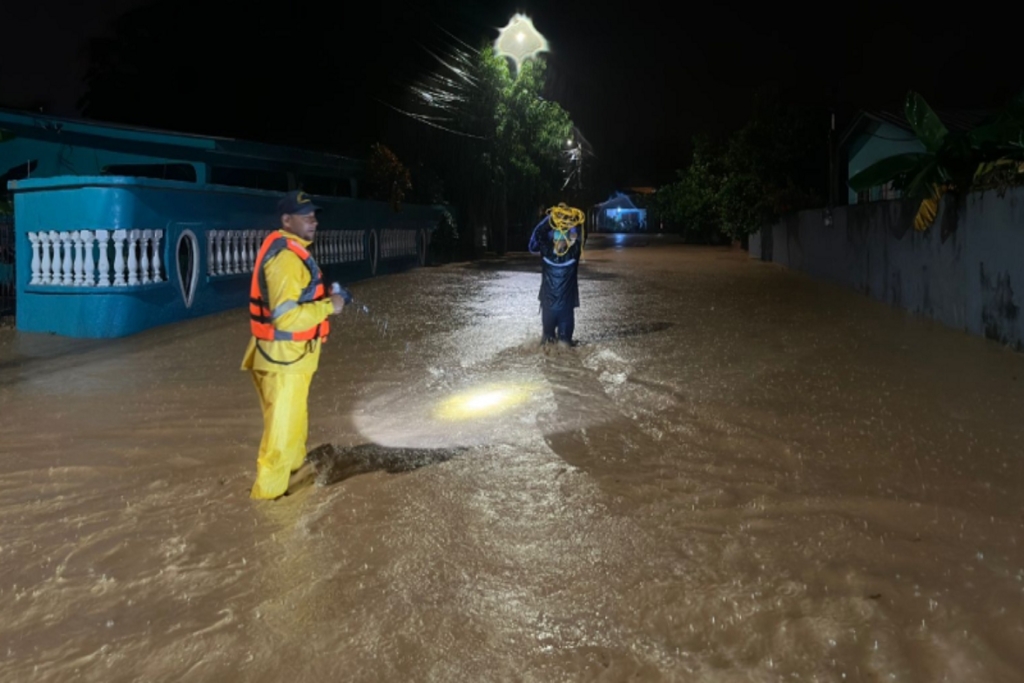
[591,190,650,232]
[838,109,993,205]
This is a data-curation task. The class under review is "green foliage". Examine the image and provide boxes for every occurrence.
[849,89,1024,230]
[495,59,573,221]
[970,89,1024,192]
[655,135,725,241]
[422,45,575,253]
[462,50,572,209]
[366,143,412,210]
[428,208,460,263]
[717,172,773,240]
[970,90,1024,158]
[657,89,827,240]
[0,130,14,215]
[408,163,445,205]
[848,94,969,204]
[904,91,949,153]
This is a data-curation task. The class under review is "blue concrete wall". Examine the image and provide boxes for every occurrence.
[752,188,1024,348]
[11,177,441,338]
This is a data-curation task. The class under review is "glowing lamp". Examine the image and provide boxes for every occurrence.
[495,14,549,70]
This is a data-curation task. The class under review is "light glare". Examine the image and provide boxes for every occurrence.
[494,14,549,70]
[434,384,535,421]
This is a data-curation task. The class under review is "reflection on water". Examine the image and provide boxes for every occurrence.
[2,246,1024,681]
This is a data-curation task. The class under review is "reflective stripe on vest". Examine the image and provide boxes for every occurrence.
[249,230,331,344]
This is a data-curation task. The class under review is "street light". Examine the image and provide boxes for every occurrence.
[494,14,549,72]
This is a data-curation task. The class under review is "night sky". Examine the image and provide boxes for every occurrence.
[1,0,1021,194]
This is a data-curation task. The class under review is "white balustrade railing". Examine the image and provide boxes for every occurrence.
[28,229,165,288]
[207,230,272,276]
[27,227,390,286]
[380,229,418,259]
[207,230,366,276]
[308,230,365,266]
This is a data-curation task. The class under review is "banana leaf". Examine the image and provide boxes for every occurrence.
[1005,88,1024,120]
[904,158,945,198]
[969,115,1018,145]
[904,91,948,153]
[848,153,927,192]
[970,118,1024,161]
[969,89,1024,157]
[937,131,981,191]
[973,158,1024,188]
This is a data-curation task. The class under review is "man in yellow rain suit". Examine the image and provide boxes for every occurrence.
[242,190,347,500]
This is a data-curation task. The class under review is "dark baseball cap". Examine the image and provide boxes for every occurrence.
[277,190,320,216]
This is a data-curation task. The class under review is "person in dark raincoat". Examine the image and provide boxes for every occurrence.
[529,205,583,345]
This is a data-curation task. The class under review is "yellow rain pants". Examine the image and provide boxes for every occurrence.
[241,229,334,500]
[249,370,313,500]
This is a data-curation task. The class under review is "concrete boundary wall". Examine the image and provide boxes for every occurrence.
[749,187,1024,348]
[11,176,442,338]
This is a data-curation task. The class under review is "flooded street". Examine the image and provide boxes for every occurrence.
[2,237,1024,682]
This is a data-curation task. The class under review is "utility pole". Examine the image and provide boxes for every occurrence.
[828,109,835,208]
[825,109,835,227]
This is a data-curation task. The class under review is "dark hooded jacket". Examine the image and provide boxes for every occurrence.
[529,217,581,310]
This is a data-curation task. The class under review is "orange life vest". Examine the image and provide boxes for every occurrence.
[249,230,330,345]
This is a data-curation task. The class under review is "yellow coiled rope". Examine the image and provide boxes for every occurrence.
[546,203,585,257]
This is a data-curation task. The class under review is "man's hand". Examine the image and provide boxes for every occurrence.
[331,282,353,302]
[330,293,345,314]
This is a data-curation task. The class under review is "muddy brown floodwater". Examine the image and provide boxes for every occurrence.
[2,238,1023,682]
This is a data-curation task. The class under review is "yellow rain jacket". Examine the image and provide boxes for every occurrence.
[242,230,334,500]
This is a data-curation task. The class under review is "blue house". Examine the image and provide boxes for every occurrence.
[591,191,649,232]
[0,108,442,338]
[838,109,993,205]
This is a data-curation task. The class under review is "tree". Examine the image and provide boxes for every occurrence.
[0,130,16,216]
[427,208,459,264]
[656,89,827,241]
[655,135,726,242]
[718,89,827,238]
[408,162,445,205]
[365,144,412,210]
[403,41,575,255]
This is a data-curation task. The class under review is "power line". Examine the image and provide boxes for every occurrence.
[374,98,488,140]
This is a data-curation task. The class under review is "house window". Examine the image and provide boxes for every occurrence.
[857,189,870,204]
[0,159,38,183]
[298,175,351,197]
[210,166,289,192]
[102,163,197,182]
[880,181,900,200]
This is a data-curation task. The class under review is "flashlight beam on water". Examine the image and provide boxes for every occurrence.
[354,378,608,450]
[433,385,536,421]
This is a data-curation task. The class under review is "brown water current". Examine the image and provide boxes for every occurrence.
[1,238,1023,682]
